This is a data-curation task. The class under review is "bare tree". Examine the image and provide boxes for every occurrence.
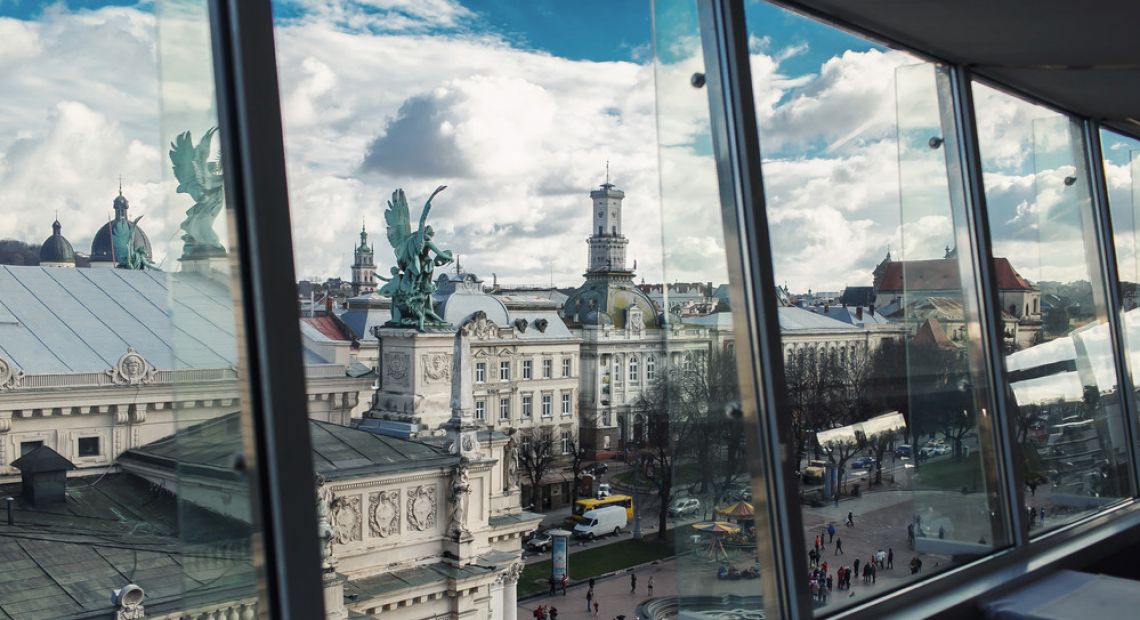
[567,439,588,507]
[518,428,555,511]
[633,372,689,542]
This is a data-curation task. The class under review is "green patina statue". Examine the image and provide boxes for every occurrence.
[382,186,454,331]
[170,127,226,260]
[111,215,157,270]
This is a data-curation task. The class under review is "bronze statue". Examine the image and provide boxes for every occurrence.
[382,186,454,330]
[170,127,226,259]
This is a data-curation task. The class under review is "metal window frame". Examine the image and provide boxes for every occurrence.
[208,0,325,618]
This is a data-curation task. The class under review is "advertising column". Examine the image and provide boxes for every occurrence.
[549,529,571,585]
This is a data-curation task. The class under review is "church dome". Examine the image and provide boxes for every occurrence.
[90,192,152,264]
[39,220,76,265]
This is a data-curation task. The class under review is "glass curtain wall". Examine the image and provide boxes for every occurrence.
[0,1,263,618]
[653,1,769,618]
[740,3,1010,613]
[973,84,1134,534]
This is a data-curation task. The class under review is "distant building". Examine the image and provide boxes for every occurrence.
[89,190,152,268]
[38,219,76,268]
[871,251,1042,348]
[351,223,377,296]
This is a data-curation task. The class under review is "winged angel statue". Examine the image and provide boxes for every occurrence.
[170,127,226,259]
[381,185,454,331]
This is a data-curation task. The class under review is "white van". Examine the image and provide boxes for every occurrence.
[573,505,628,540]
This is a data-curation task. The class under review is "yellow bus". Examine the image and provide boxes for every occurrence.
[571,495,634,522]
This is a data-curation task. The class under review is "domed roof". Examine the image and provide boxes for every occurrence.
[39,220,75,264]
[562,279,658,329]
[90,192,152,263]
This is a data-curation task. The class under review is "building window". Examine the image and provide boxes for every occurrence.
[77,437,100,457]
[646,355,656,381]
[561,431,571,455]
[475,362,486,384]
[562,358,572,377]
[541,394,553,418]
[522,359,532,380]
[475,400,485,420]
[521,437,531,458]
[602,410,611,426]
[613,357,622,382]
[561,393,572,416]
[499,398,510,421]
[499,360,511,381]
[629,356,639,382]
[20,441,43,457]
[683,353,693,372]
[542,358,553,378]
[522,394,533,418]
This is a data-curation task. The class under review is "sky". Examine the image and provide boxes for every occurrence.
[0,0,1135,293]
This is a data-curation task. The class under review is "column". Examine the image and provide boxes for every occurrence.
[504,577,518,620]
[490,578,504,620]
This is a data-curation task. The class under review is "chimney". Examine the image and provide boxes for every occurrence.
[856,306,863,320]
[10,446,75,506]
[869,303,875,316]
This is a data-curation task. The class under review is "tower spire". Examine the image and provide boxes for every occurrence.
[119,175,123,196]
[605,160,609,186]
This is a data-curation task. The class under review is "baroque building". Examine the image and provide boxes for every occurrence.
[351,223,377,296]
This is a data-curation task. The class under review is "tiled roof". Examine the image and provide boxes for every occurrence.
[876,258,1034,292]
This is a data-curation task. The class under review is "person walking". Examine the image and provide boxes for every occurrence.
[887,548,894,569]
[871,563,877,584]
[648,575,655,597]
[835,536,843,555]
[827,522,836,544]
[853,558,860,580]
[561,574,568,596]
[549,576,557,596]
[592,600,599,618]
[846,511,854,527]
[630,571,637,594]
[586,587,594,612]
[549,606,558,620]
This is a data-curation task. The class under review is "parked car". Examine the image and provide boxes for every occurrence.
[919,443,950,457]
[525,530,554,552]
[585,462,609,476]
[895,444,913,458]
[573,505,628,540]
[852,455,876,469]
[668,497,701,517]
[596,483,612,499]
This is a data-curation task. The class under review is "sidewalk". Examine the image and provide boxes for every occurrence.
[519,558,675,620]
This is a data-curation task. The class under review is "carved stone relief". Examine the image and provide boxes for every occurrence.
[331,495,362,544]
[368,489,401,538]
[0,355,24,392]
[406,485,437,531]
[384,352,410,387]
[421,353,452,384]
[472,316,497,340]
[106,348,156,386]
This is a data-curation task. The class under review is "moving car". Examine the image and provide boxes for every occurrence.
[596,483,612,498]
[852,455,876,469]
[585,462,609,476]
[919,443,951,457]
[525,530,554,552]
[895,444,913,458]
[668,497,701,517]
[573,505,628,540]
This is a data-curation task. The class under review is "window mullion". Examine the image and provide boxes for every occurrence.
[1082,119,1140,499]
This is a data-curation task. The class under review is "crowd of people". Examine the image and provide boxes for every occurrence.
[806,519,917,604]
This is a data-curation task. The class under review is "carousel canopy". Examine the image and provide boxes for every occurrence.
[716,501,755,518]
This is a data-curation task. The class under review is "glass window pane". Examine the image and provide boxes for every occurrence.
[739,3,1012,612]
[974,84,1134,532]
[0,0,264,616]
[1101,128,1140,384]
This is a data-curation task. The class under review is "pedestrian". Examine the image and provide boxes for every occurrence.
[938,526,945,539]
[821,561,828,576]
[835,536,843,555]
[846,511,854,527]
[648,575,654,597]
[550,606,558,620]
[814,534,821,552]
[561,573,568,595]
[586,587,594,612]
[589,578,596,588]
[827,522,836,543]
[549,576,557,596]
[871,563,877,584]
[1028,480,1037,496]
[533,605,543,620]
[630,571,637,594]
[887,547,894,569]
[853,558,860,579]
[593,600,599,618]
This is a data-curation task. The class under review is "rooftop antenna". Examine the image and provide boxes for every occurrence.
[605,160,610,186]
[119,175,124,196]
[454,253,461,274]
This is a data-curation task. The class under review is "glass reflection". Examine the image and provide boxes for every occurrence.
[975,85,1132,533]
[743,3,1008,612]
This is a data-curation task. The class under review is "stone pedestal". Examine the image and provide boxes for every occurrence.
[368,328,456,434]
[322,573,349,620]
[444,530,476,567]
[178,255,230,282]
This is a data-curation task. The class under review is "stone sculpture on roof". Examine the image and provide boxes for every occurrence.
[170,127,226,260]
[110,214,157,270]
[382,186,454,330]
